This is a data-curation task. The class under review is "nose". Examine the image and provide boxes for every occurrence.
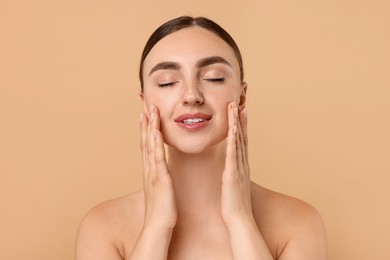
[181,82,204,106]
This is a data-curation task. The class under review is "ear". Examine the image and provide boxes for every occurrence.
[139,91,148,112]
[238,82,247,111]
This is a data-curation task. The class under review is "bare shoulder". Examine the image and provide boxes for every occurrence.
[250,182,327,260]
[250,182,324,226]
[75,191,144,260]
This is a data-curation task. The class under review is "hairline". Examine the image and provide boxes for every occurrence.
[139,16,244,91]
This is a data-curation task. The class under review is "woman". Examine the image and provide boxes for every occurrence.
[76,16,327,260]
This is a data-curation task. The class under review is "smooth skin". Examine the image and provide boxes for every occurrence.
[75,27,327,260]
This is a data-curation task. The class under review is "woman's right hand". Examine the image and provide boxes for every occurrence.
[140,106,177,230]
[128,106,176,259]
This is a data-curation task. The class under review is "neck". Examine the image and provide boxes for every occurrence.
[167,141,226,219]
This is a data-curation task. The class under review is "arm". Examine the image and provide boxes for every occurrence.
[278,206,328,260]
[222,102,327,260]
[226,217,274,260]
[128,225,173,260]
[221,102,273,260]
[76,107,176,260]
[227,205,327,260]
[129,107,177,260]
[75,206,124,260]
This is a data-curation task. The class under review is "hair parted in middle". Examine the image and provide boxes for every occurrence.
[139,16,244,91]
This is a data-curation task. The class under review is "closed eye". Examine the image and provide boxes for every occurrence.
[206,78,225,83]
[157,81,178,87]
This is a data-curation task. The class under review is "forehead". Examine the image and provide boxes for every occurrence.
[143,27,240,74]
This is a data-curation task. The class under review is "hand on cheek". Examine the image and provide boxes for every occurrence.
[221,102,254,227]
[140,106,177,229]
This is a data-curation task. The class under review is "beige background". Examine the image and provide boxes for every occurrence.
[1,0,389,259]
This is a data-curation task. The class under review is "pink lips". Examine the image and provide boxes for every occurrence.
[174,113,212,131]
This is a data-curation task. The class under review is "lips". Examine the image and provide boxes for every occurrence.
[174,113,212,131]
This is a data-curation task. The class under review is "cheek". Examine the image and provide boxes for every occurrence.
[212,87,241,129]
[143,91,170,113]
[143,93,174,131]
[210,88,240,111]
[220,85,242,103]
[209,97,231,130]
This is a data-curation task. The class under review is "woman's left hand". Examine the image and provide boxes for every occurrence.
[220,102,278,260]
[221,101,254,227]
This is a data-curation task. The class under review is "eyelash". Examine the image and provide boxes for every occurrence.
[206,78,225,83]
[157,78,225,88]
[157,82,178,87]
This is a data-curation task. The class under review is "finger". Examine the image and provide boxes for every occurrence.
[152,107,168,176]
[238,108,250,176]
[225,102,238,173]
[234,105,245,174]
[153,106,161,131]
[154,128,169,176]
[147,107,157,178]
[240,108,249,164]
[140,113,150,175]
[227,102,236,131]
[140,113,147,155]
[237,109,246,159]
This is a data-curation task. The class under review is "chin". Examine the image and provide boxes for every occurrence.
[164,133,228,155]
[173,144,210,154]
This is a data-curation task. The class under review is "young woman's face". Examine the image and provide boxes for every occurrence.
[142,27,246,154]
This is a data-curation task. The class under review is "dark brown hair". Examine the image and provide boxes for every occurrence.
[139,16,244,91]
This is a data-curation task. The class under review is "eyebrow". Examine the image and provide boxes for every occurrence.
[149,62,181,76]
[148,56,232,76]
[196,56,231,69]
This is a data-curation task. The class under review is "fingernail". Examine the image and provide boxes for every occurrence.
[243,108,247,118]
[234,107,238,118]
